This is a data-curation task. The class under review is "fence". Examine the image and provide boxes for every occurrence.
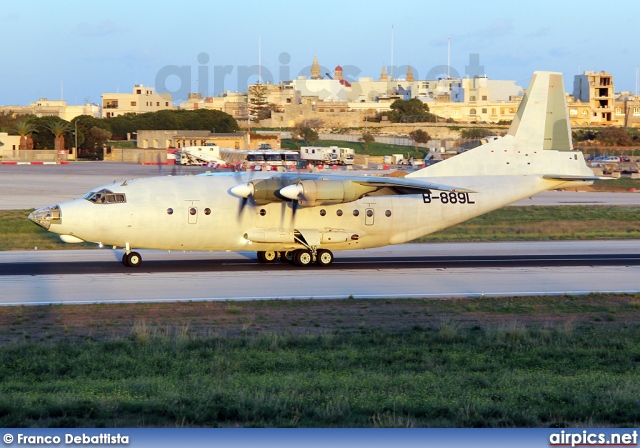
[0,150,69,162]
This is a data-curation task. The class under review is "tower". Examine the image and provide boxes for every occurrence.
[311,54,322,79]
[379,65,388,82]
[334,65,343,81]
[406,65,415,82]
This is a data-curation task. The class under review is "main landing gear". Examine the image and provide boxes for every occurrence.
[122,251,142,267]
[256,249,333,267]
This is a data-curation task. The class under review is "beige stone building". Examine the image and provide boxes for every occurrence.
[614,94,640,127]
[573,71,615,124]
[135,130,280,150]
[0,132,21,151]
[0,99,100,121]
[102,84,173,118]
[180,91,249,119]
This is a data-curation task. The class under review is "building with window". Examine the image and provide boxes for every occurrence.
[0,99,100,121]
[614,93,640,127]
[101,84,173,118]
[573,71,615,124]
[179,91,249,119]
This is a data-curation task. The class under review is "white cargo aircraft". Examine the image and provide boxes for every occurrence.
[29,72,598,267]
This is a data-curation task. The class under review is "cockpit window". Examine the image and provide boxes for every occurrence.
[84,189,126,204]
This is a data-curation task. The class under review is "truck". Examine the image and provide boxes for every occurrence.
[177,145,246,166]
[300,146,355,166]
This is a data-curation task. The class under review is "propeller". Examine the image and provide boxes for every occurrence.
[230,181,255,215]
[279,183,307,218]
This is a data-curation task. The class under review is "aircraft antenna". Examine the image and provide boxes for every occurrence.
[447,37,451,79]
[390,25,394,81]
[258,35,262,84]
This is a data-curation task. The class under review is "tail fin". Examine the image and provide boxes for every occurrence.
[507,72,572,151]
[407,71,594,180]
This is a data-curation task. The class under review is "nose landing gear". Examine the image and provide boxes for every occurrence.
[122,251,142,267]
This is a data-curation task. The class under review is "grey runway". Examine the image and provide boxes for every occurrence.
[2,241,639,305]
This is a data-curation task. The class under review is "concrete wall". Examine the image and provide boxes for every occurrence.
[0,150,68,162]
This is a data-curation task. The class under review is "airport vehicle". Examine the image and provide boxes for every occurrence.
[245,150,300,168]
[177,144,245,166]
[29,72,599,268]
[300,146,355,165]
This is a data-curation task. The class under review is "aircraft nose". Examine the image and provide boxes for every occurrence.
[28,205,62,230]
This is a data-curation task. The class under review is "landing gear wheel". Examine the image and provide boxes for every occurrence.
[294,249,313,267]
[257,251,278,263]
[316,249,333,267]
[282,251,295,264]
[123,251,142,267]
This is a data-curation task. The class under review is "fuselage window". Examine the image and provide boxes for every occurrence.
[189,208,197,216]
[385,210,392,217]
[204,208,211,215]
[320,209,326,216]
[259,209,267,216]
[366,210,374,217]
[353,210,360,217]
[336,209,343,216]
[167,208,174,215]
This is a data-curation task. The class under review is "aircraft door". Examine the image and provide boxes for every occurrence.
[365,208,374,226]
[188,206,198,224]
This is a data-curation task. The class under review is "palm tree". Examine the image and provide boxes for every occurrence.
[47,120,72,152]
[14,120,37,150]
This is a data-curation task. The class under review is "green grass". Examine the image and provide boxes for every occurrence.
[0,210,95,251]
[417,206,640,242]
[592,177,640,191]
[1,316,639,427]
[282,138,428,158]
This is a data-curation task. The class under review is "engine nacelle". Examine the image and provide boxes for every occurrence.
[280,180,376,206]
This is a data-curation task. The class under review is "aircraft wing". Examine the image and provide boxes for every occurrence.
[342,175,475,194]
[225,171,475,207]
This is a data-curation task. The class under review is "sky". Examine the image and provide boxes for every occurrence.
[1,0,638,106]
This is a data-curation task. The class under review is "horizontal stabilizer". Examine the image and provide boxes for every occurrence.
[542,175,608,182]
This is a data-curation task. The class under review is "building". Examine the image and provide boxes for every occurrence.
[180,91,249,119]
[573,71,615,124]
[101,84,173,118]
[135,130,280,150]
[0,99,100,121]
[0,132,21,151]
[614,93,640,127]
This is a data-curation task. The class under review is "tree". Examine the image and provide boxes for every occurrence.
[378,99,436,123]
[46,120,72,152]
[14,119,37,150]
[293,125,319,146]
[598,127,633,146]
[408,129,431,152]
[359,131,375,152]
[460,127,494,139]
[248,84,269,121]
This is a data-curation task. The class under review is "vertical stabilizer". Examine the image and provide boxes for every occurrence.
[407,71,593,179]
[507,72,572,151]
